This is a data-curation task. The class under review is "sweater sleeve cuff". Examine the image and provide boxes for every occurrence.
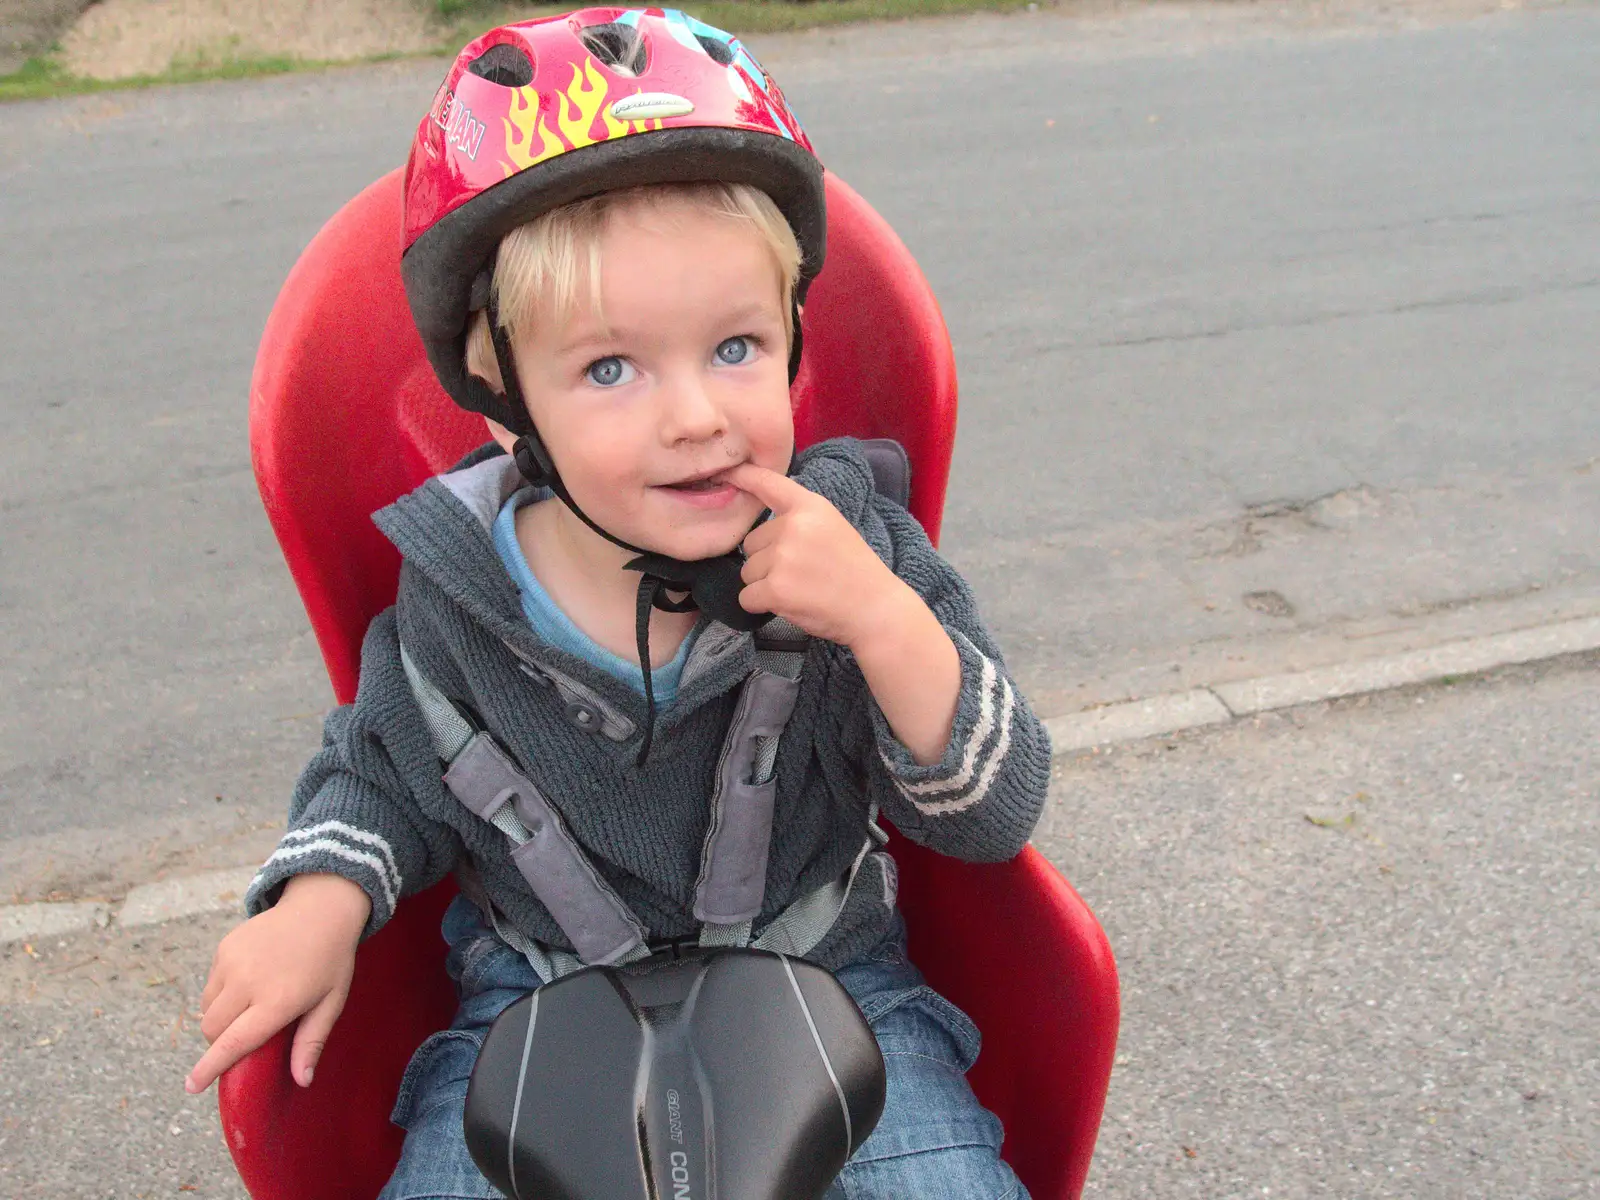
[871,630,1020,815]
[244,786,406,938]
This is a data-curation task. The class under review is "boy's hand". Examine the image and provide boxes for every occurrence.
[723,462,962,765]
[186,873,370,1094]
[723,463,914,649]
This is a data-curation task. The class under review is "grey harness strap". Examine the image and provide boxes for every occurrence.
[401,621,880,977]
[693,620,807,944]
[453,862,585,983]
[402,646,650,967]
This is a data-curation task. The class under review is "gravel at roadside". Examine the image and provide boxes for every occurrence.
[0,911,247,1199]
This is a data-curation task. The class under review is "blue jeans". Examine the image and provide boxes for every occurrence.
[378,897,1027,1200]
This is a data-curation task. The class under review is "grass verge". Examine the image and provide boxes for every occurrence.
[0,52,333,101]
[1,0,1043,103]
[440,0,1041,39]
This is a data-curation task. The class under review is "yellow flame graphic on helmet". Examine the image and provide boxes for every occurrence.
[558,59,609,149]
[504,85,565,171]
[502,58,667,175]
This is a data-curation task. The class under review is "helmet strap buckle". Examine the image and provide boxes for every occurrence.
[512,434,555,489]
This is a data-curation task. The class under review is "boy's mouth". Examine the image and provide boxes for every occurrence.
[658,465,741,492]
[654,465,744,510]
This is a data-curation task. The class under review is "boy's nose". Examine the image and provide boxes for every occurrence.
[658,372,727,445]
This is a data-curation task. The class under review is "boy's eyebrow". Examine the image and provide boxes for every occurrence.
[709,299,783,327]
[554,328,618,357]
[554,300,784,357]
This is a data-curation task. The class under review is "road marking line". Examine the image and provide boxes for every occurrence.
[1,901,110,945]
[1211,615,1600,716]
[2,868,257,946]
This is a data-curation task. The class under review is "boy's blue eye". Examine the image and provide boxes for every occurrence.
[585,356,635,387]
[715,336,753,366]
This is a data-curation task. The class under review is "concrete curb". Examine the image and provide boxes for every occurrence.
[1,900,111,943]
[117,866,259,929]
[2,866,256,947]
[5,615,1598,943]
[1045,688,1233,754]
[1047,614,1600,755]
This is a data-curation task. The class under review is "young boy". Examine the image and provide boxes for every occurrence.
[189,10,1051,1198]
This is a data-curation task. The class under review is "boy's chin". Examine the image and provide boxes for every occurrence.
[634,501,761,564]
[642,530,745,564]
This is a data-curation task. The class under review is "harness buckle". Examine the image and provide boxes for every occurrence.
[644,934,703,960]
[752,627,810,656]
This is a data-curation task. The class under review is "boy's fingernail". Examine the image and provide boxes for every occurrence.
[302,1066,314,1086]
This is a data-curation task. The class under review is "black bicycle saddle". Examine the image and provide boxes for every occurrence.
[464,947,887,1200]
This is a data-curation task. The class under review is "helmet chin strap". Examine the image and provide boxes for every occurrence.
[483,299,782,762]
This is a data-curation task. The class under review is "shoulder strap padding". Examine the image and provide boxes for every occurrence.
[694,616,809,934]
[859,438,911,509]
[401,644,647,966]
[693,669,800,925]
[445,732,648,966]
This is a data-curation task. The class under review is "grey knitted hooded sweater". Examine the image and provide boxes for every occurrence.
[244,437,1052,971]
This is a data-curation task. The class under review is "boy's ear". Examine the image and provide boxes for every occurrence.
[484,417,519,455]
[464,309,506,394]
[471,357,506,394]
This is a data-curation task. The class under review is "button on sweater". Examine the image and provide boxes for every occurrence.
[244,438,1053,971]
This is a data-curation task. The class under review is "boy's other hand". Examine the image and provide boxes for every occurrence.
[185,873,370,1095]
[723,463,913,650]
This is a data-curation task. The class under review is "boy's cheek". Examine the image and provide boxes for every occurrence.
[751,404,796,472]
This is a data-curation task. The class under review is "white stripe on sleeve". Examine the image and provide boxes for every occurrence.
[906,676,1015,818]
[889,653,1000,799]
[280,821,401,895]
[251,838,399,913]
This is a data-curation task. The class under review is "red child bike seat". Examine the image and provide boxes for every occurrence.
[225,167,1119,1199]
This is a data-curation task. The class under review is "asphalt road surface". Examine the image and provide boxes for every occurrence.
[1064,652,1599,1199]
[3,650,1593,1197]
[1,0,1597,900]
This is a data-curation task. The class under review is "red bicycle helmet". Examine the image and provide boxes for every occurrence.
[400,7,826,426]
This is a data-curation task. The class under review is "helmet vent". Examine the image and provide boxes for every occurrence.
[694,35,734,66]
[467,43,534,88]
[579,23,648,77]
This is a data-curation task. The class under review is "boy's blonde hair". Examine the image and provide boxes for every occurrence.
[465,181,802,385]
